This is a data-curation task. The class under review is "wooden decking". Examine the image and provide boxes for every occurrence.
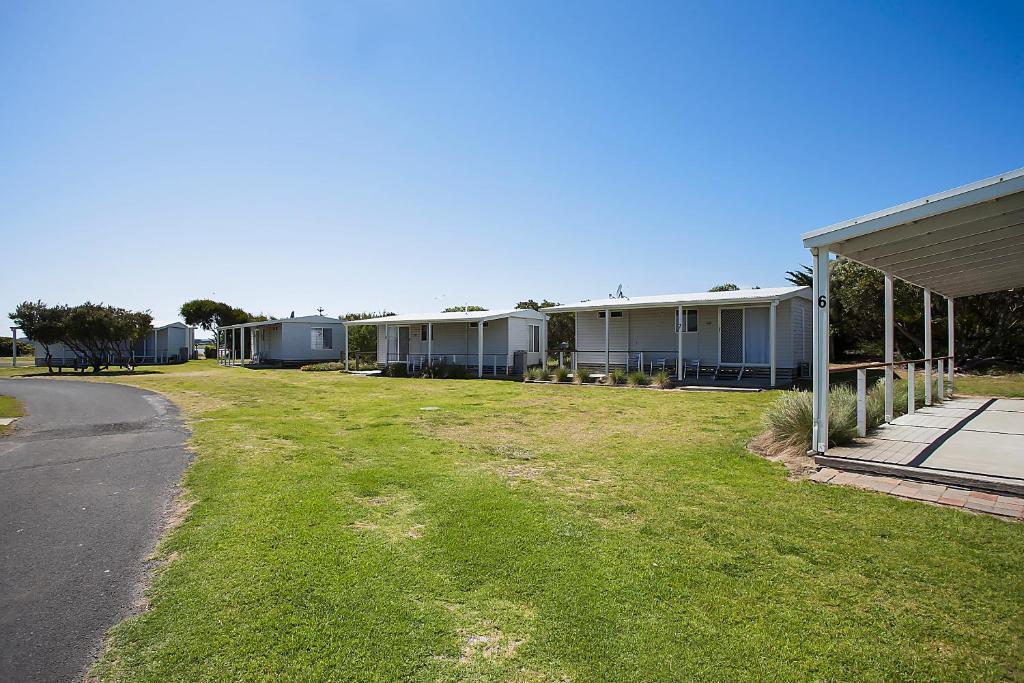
[816,397,1024,496]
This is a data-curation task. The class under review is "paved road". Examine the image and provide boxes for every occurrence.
[0,379,190,682]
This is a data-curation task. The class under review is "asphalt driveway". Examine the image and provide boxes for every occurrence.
[0,379,191,682]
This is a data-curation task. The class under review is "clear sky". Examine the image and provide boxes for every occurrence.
[2,1,1022,329]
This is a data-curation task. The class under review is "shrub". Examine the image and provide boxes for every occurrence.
[606,368,627,385]
[445,364,468,379]
[628,371,650,387]
[652,369,673,389]
[524,367,548,382]
[300,362,346,372]
[761,385,860,452]
[421,360,448,378]
[203,345,218,359]
[573,367,592,384]
[385,362,408,378]
[551,366,570,383]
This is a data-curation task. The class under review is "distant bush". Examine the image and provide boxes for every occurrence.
[606,368,627,385]
[628,371,650,387]
[551,366,570,383]
[385,362,408,378]
[652,369,673,388]
[524,367,548,382]
[300,362,346,372]
[0,337,34,356]
[203,345,218,359]
[573,367,592,384]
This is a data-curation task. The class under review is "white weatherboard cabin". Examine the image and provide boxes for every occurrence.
[33,320,195,367]
[546,287,812,387]
[345,308,547,377]
[218,315,346,367]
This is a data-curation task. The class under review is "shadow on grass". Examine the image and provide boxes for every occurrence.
[14,369,164,378]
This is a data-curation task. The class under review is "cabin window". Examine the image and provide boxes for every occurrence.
[597,311,623,318]
[420,324,434,341]
[529,324,541,352]
[311,327,333,350]
[468,322,489,328]
[675,309,698,333]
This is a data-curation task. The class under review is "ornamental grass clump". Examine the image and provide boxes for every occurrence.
[551,366,570,383]
[627,371,650,387]
[606,368,627,386]
[651,369,673,389]
[761,385,860,452]
[524,367,548,382]
[573,367,592,384]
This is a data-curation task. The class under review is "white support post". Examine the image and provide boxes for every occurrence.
[344,325,350,371]
[676,305,684,381]
[907,363,915,414]
[573,312,578,373]
[477,321,484,378]
[884,273,894,423]
[856,368,867,437]
[769,300,778,388]
[947,298,955,396]
[604,308,610,375]
[937,359,944,401]
[541,314,548,369]
[384,323,389,367]
[11,327,17,367]
[924,289,933,406]
[427,322,433,367]
[811,247,830,453]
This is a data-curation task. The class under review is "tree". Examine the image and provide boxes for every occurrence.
[179,299,256,331]
[785,265,813,287]
[708,283,740,292]
[61,303,153,373]
[10,301,65,373]
[442,305,487,312]
[343,311,395,354]
[515,299,574,350]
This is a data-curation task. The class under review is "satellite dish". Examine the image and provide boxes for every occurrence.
[290,311,295,318]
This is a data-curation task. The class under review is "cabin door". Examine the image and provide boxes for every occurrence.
[398,326,410,361]
[719,309,744,364]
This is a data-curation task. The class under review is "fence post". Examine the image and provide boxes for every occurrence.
[937,359,944,401]
[856,368,867,437]
[907,363,915,415]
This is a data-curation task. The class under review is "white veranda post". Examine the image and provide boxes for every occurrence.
[10,327,17,367]
[884,273,894,422]
[924,289,933,406]
[676,305,684,381]
[540,315,548,370]
[604,308,610,375]
[477,321,484,378]
[427,323,433,367]
[947,298,955,396]
[811,247,830,453]
[344,324,350,371]
[769,300,777,387]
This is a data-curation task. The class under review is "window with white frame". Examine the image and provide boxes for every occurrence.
[529,324,540,352]
[420,324,434,341]
[311,327,333,350]
[597,311,623,318]
[674,308,698,333]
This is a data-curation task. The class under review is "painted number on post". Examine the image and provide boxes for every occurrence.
[817,296,827,308]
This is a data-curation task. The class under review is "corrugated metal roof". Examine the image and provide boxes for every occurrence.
[544,286,810,312]
[221,315,342,329]
[347,308,545,325]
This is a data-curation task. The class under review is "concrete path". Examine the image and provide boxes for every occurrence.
[0,379,190,682]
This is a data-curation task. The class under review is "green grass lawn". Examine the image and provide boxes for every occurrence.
[0,394,25,434]
[1,361,1022,680]
[956,372,1024,398]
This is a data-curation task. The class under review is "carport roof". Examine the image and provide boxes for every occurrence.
[802,168,1024,298]
[544,286,810,313]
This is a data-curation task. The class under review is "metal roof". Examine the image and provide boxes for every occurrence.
[802,168,1024,298]
[345,308,545,326]
[544,287,810,313]
[221,315,342,330]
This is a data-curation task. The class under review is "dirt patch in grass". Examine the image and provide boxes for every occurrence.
[748,432,818,479]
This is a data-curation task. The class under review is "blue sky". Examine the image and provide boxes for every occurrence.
[2,1,1022,329]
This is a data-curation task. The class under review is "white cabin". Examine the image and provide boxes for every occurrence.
[546,287,812,386]
[218,315,346,367]
[346,308,547,377]
[33,320,195,367]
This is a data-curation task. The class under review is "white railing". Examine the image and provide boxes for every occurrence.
[846,355,954,438]
[386,352,512,375]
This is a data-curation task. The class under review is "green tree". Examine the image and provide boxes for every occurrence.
[708,283,740,292]
[515,299,574,350]
[785,265,813,287]
[61,303,153,372]
[10,301,67,373]
[342,311,395,354]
